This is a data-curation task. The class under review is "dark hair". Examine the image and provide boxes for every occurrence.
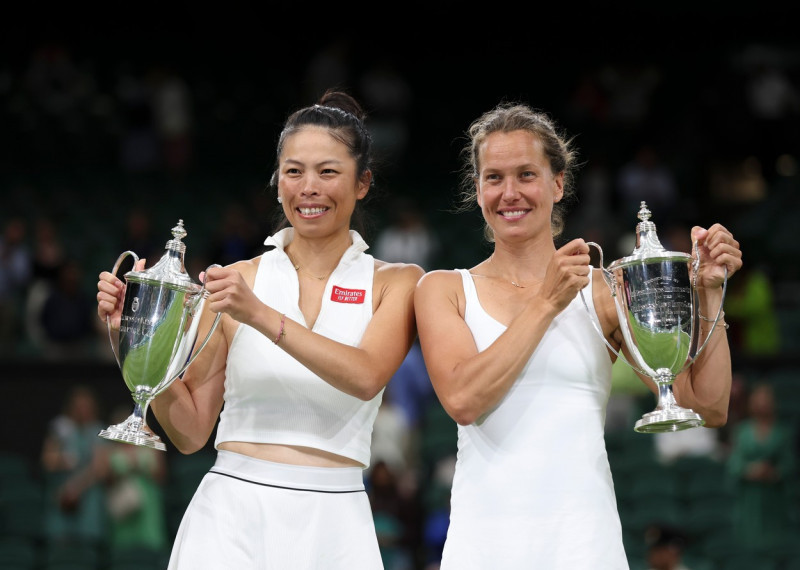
[269,90,375,236]
[456,102,579,241]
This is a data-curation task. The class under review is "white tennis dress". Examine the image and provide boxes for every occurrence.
[168,228,384,570]
[439,269,629,569]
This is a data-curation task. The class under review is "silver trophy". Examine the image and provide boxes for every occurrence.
[99,219,222,450]
[583,202,727,433]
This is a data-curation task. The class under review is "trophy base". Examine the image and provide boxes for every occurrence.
[99,417,167,451]
[634,408,705,434]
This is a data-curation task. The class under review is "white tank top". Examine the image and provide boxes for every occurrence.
[214,228,382,467]
[440,268,629,569]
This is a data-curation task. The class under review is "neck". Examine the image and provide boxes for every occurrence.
[286,232,352,278]
[487,251,546,288]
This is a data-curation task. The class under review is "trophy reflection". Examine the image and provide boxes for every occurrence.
[99,219,221,450]
[584,202,727,433]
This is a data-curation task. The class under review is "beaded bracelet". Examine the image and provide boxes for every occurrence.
[699,310,730,330]
[274,313,287,344]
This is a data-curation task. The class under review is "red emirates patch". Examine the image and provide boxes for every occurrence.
[331,286,366,304]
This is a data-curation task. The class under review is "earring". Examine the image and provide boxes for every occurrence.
[277,196,283,204]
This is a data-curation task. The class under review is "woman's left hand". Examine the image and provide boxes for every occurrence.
[692,224,743,289]
[203,265,260,324]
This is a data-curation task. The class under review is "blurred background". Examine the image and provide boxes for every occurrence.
[1,6,799,570]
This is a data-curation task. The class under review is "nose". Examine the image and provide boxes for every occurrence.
[501,178,521,200]
[300,176,320,197]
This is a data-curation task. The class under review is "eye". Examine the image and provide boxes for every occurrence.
[321,168,338,175]
[520,171,536,179]
[285,167,301,175]
[485,173,501,182]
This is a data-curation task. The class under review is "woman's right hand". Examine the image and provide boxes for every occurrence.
[97,258,146,330]
[538,238,592,314]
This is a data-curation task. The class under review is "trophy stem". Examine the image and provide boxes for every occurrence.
[98,391,166,451]
[634,372,705,434]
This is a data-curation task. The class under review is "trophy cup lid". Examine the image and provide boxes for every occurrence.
[124,219,199,291]
[608,202,691,270]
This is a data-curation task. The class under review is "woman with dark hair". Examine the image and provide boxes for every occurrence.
[98,90,424,569]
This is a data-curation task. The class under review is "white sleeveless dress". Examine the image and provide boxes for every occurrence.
[439,269,629,569]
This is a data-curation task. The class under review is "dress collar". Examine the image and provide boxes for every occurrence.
[264,228,369,264]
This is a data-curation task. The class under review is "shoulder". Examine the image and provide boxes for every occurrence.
[416,269,463,295]
[228,255,262,284]
[374,259,425,287]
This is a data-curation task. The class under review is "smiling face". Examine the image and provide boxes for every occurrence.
[475,130,564,243]
[277,126,371,239]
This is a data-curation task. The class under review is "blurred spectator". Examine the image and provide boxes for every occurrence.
[31,215,66,284]
[100,405,169,552]
[359,57,413,173]
[373,196,440,271]
[741,49,800,170]
[718,371,750,453]
[385,339,436,430]
[597,62,662,130]
[725,264,781,357]
[568,152,615,246]
[151,66,193,173]
[370,390,414,479]
[653,427,723,466]
[644,524,691,570]
[116,67,159,172]
[421,455,456,570]
[726,382,796,553]
[368,460,420,570]
[120,206,162,263]
[303,37,352,104]
[208,201,262,267]
[41,384,109,546]
[23,43,83,118]
[615,144,679,226]
[0,217,32,349]
[38,259,97,359]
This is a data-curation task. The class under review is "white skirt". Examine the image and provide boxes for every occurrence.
[168,450,383,569]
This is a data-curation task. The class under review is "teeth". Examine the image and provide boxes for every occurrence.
[299,207,327,215]
[501,210,526,217]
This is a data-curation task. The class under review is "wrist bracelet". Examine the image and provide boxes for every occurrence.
[699,310,729,330]
[274,313,287,344]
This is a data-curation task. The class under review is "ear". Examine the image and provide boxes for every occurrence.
[357,170,372,200]
[474,178,483,207]
[553,172,565,203]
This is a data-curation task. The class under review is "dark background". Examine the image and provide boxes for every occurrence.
[2,0,799,528]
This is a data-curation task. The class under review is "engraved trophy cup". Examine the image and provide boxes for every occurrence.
[99,219,221,450]
[582,202,727,433]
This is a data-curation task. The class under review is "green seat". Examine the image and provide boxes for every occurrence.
[107,545,170,570]
[682,499,733,539]
[0,452,30,481]
[679,553,714,570]
[0,538,38,569]
[682,464,732,503]
[621,468,681,505]
[0,479,44,541]
[43,542,101,570]
[620,497,682,534]
[670,454,724,482]
[711,552,779,570]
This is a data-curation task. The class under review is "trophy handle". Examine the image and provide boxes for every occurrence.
[580,242,650,378]
[165,264,223,383]
[107,250,140,371]
[680,243,729,373]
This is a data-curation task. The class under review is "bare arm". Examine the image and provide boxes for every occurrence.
[672,224,743,427]
[415,240,592,425]
[203,259,424,402]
